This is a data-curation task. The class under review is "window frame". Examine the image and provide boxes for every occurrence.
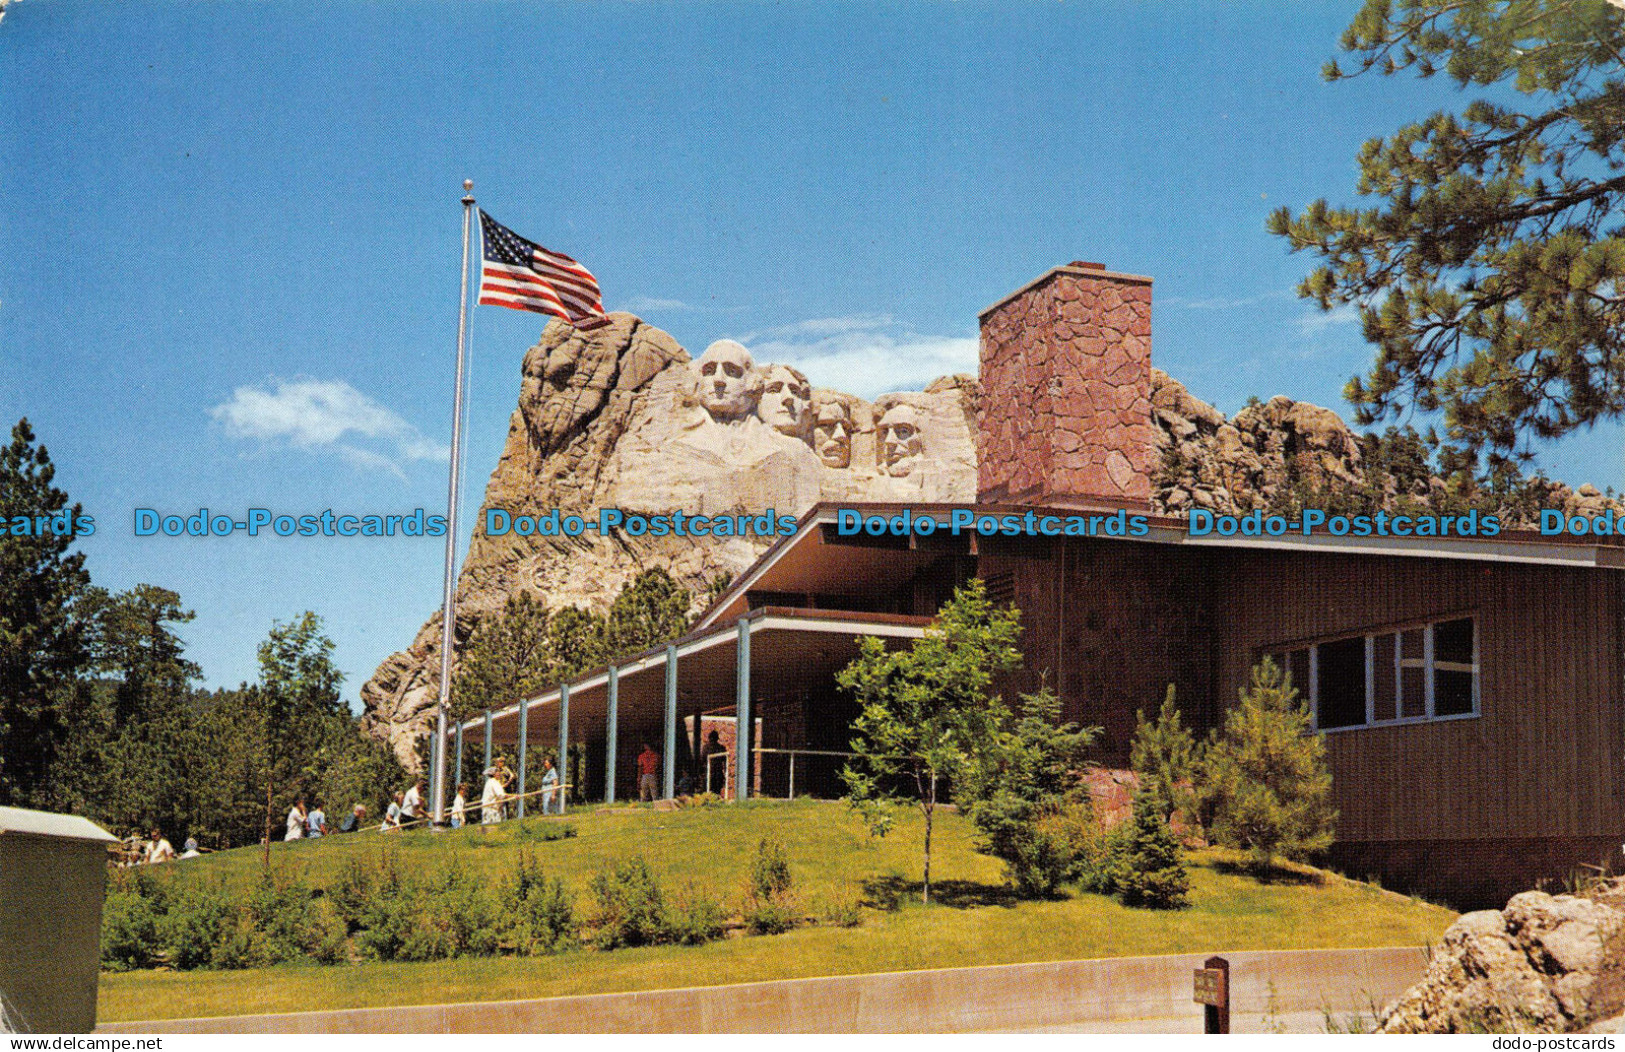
[1265,612,1481,734]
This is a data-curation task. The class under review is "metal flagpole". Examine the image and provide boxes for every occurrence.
[430,179,476,827]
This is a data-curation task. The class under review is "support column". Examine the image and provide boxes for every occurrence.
[483,710,493,775]
[454,723,464,796]
[736,617,751,801]
[516,699,529,819]
[605,666,619,804]
[664,644,678,799]
[557,683,570,815]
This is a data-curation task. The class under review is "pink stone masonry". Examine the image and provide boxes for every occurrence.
[977,264,1154,508]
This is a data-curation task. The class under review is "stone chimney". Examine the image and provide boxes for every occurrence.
[976,262,1154,509]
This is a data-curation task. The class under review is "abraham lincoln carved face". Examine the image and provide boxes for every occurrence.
[694,340,762,422]
[878,403,925,476]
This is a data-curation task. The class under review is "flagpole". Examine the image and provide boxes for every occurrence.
[431,179,476,828]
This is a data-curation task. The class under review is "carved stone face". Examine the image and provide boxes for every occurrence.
[759,365,812,440]
[694,340,761,422]
[813,401,854,469]
[878,404,925,476]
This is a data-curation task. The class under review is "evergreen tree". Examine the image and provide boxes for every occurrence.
[451,593,554,722]
[957,686,1099,898]
[605,568,691,659]
[1270,0,1625,459]
[839,578,1024,904]
[0,419,90,805]
[1108,787,1190,909]
[1197,658,1337,872]
[1130,685,1197,827]
[548,605,607,678]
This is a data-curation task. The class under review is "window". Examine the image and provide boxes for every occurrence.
[1268,615,1479,731]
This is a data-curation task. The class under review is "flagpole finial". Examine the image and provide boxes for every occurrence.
[462,179,474,206]
[463,179,473,192]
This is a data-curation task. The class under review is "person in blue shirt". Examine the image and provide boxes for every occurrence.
[305,801,327,838]
[540,758,561,814]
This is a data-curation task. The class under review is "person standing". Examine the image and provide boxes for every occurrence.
[381,792,404,832]
[637,744,660,803]
[179,837,201,860]
[450,783,468,828]
[481,768,507,825]
[401,779,424,825]
[540,758,560,815]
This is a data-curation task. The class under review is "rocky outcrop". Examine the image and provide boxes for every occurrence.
[359,314,977,768]
[1147,369,1625,526]
[1379,891,1625,1033]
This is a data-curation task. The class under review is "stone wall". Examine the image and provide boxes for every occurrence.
[977,263,1155,508]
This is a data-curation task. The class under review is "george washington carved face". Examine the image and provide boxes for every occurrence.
[759,364,813,441]
[694,340,762,422]
[877,403,925,476]
[813,400,855,469]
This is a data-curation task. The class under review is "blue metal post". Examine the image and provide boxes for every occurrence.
[516,699,529,819]
[605,665,619,804]
[557,683,570,815]
[483,710,492,774]
[736,617,751,801]
[454,723,464,796]
[663,644,678,799]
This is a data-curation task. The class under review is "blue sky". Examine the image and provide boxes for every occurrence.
[3,1,1620,698]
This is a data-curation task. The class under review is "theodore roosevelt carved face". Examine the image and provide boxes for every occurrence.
[694,340,763,423]
[759,364,813,441]
[813,400,855,469]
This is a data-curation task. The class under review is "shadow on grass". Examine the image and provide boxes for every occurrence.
[861,874,1018,911]
[1206,856,1327,887]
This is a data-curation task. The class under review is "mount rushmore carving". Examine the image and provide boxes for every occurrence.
[359,315,977,766]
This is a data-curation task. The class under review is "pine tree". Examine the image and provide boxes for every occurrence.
[1197,658,1337,872]
[0,419,91,805]
[1110,787,1190,909]
[451,593,554,722]
[1270,0,1625,460]
[1130,685,1197,827]
[605,568,691,659]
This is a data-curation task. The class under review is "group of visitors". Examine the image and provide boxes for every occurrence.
[123,828,204,865]
[448,754,567,826]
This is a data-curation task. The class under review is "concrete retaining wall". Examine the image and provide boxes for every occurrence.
[102,945,1428,1033]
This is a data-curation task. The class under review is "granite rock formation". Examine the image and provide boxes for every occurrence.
[360,315,976,767]
[1379,890,1625,1033]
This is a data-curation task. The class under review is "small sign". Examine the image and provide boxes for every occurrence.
[1193,967,1226,1007]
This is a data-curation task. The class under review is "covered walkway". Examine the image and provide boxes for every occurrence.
[445,606,929,813]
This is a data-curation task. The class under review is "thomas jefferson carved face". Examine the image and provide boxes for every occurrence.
[878,404,925,476]
[813,401,855,469]
[759,364,812,440]
[694,340,762,422]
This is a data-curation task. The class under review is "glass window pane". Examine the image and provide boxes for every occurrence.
[1372,633,1397,720]
[1435,669,1475,716]
[1317,638,1367,729]
[1400,665,1428,718]
[1435,618,1474,666]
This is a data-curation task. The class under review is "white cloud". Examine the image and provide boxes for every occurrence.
[1296,302,1363,336]
[735,315,977,398]
[619,295,693,312]
[1169,290,1292,311]
[209,378,448,476]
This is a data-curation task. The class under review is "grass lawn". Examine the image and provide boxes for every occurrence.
[99,799,1454,1023]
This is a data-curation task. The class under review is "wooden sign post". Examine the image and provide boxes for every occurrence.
[1193,955,1230,1034]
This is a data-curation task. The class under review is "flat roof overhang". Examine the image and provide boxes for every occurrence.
[693,501,1625,630]
[459,606,929,745]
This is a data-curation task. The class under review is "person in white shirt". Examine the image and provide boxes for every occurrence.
[401,780,424,824]
[450,783,468,828]
[481,769,506,824]
[146,828,175,864]
[285,799,306,841]
[381,792,404,832]
[179,837,201,860]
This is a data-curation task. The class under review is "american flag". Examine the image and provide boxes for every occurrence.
[477,210,608,327]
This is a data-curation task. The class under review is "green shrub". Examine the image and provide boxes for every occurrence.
[500,850,576,955]
[1087,791,1189,909]
[816,892,864,929]
[588,857,670,949]
[100,890,161,971]
[749,838,792,899]
[160,880,238,970]
[666,883,727,945]
[399,860,501,961]
[743,894,800,935]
